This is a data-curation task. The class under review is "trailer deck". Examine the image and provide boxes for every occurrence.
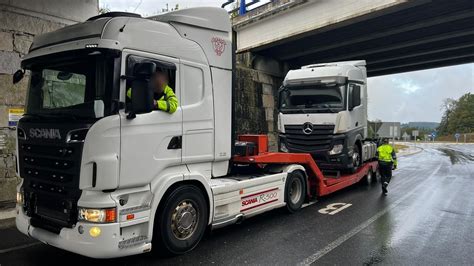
[233,135,378,197]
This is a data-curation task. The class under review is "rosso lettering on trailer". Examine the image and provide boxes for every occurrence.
[318,203,352,215]
[241,188,279,212]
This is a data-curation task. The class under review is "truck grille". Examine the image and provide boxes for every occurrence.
[284,124,335,152]
[19,136,84,233]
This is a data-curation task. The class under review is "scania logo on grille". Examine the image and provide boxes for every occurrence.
[302,122,313,135]
[29,128,61,140]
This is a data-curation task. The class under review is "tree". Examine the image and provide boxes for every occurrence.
[99,6,110,14]
[437,93,474,136]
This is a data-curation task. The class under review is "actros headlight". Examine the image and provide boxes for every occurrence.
[329,144,344,155]
[78,207,116,223]
[280,141,289,153]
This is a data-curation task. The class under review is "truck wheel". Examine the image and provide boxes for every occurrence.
[285,171,306,213]
[154,185,208,255]
[350,144,361,173]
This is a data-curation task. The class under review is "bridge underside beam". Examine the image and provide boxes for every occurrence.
[250,0,473,77]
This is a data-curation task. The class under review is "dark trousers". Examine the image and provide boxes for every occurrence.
[379,162,393,185]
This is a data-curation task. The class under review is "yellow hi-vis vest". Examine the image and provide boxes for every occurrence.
[377,144,397,166]
[127,85,178,114]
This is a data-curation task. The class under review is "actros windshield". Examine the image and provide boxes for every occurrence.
[279,83,346,113]
[23,49,118,119]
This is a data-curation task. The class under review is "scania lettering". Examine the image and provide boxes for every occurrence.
[14,8,378,258]
[28,128,62,140]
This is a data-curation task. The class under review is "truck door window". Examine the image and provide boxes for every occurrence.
[348,84,361,109]
[125,55,177,111]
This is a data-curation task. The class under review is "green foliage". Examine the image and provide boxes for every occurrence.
[438,93,474,136]
[99,6,110,14]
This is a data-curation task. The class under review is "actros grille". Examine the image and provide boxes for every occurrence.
[284,124,335,152]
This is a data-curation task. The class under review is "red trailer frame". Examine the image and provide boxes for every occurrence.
[233,135,378,197]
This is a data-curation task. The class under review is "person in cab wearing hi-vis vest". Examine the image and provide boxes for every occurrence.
[376,138,397,196]
[127,70,178,114]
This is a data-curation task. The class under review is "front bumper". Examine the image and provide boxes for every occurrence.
[279,135,353,170]
[16,207,151,259]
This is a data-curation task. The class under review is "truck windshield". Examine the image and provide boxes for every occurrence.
[23,49,118,119]
[279,84,346,113]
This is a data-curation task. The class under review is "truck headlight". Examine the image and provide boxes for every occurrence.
[16,190,24,205]
[329,144,343,155]
[78,207,116,223]
[280,142,289,153]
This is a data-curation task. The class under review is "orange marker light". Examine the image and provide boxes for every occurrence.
[126,214,135,220]
[105,208,116,223]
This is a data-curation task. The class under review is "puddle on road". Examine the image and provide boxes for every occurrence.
[437,147,474,165]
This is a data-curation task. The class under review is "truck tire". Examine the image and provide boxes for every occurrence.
[285,171,306,213]
[153,185,208,256]
[363,168,374,185]
[350,144,361,173]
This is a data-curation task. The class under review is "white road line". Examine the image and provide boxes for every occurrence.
[0,242,41,254]
[329,203,352,215]
[298,165,442,266]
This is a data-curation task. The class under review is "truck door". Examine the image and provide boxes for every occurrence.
[119,50,183,187]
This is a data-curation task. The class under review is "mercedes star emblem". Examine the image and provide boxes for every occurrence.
[302,122,313,135]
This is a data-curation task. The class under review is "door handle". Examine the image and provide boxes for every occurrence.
[168,136,182,149]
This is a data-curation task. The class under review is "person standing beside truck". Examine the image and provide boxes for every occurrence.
[376,138,397,195]
[127,69,178,113]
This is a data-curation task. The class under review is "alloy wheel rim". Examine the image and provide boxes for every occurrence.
[289,178,302,204]
[171,200,199,240]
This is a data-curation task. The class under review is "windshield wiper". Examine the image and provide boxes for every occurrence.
[320,104,341,113]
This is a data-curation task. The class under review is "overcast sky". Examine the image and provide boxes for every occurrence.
[100,0,474,123]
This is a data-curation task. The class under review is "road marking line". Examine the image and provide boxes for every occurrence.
[318,203,352,215]
[298,165,442,265]
[0,242,41,254]
[328,203,352,215]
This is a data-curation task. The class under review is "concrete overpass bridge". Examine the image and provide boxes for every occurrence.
[233,0,474,77]
[231,0,473,149]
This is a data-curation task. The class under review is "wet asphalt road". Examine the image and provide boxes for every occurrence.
[0,143,473,265]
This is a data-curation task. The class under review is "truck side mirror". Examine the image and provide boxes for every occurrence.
[13,69,25,84]
[127,62,156,119]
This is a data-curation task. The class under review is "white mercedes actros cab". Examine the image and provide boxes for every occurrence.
[278,61,376,172]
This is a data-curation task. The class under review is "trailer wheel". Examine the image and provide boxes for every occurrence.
[363,168,374,185]
[154,185,208,255]
[285,171,306,213]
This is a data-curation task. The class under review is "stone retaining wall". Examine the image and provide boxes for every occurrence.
[0,1,98,205]
[234,65,283,151]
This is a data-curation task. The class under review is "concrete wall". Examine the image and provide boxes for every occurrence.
[0,0,98,204]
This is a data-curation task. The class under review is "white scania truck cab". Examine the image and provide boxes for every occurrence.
[13,8,308,258]
[278,61,376,172]
[14,8,378,259]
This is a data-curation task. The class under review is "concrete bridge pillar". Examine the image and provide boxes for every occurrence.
[234,51,288,151]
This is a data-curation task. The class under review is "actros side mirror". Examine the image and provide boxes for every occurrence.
[127,62,156,119]
[13,69,25,84]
